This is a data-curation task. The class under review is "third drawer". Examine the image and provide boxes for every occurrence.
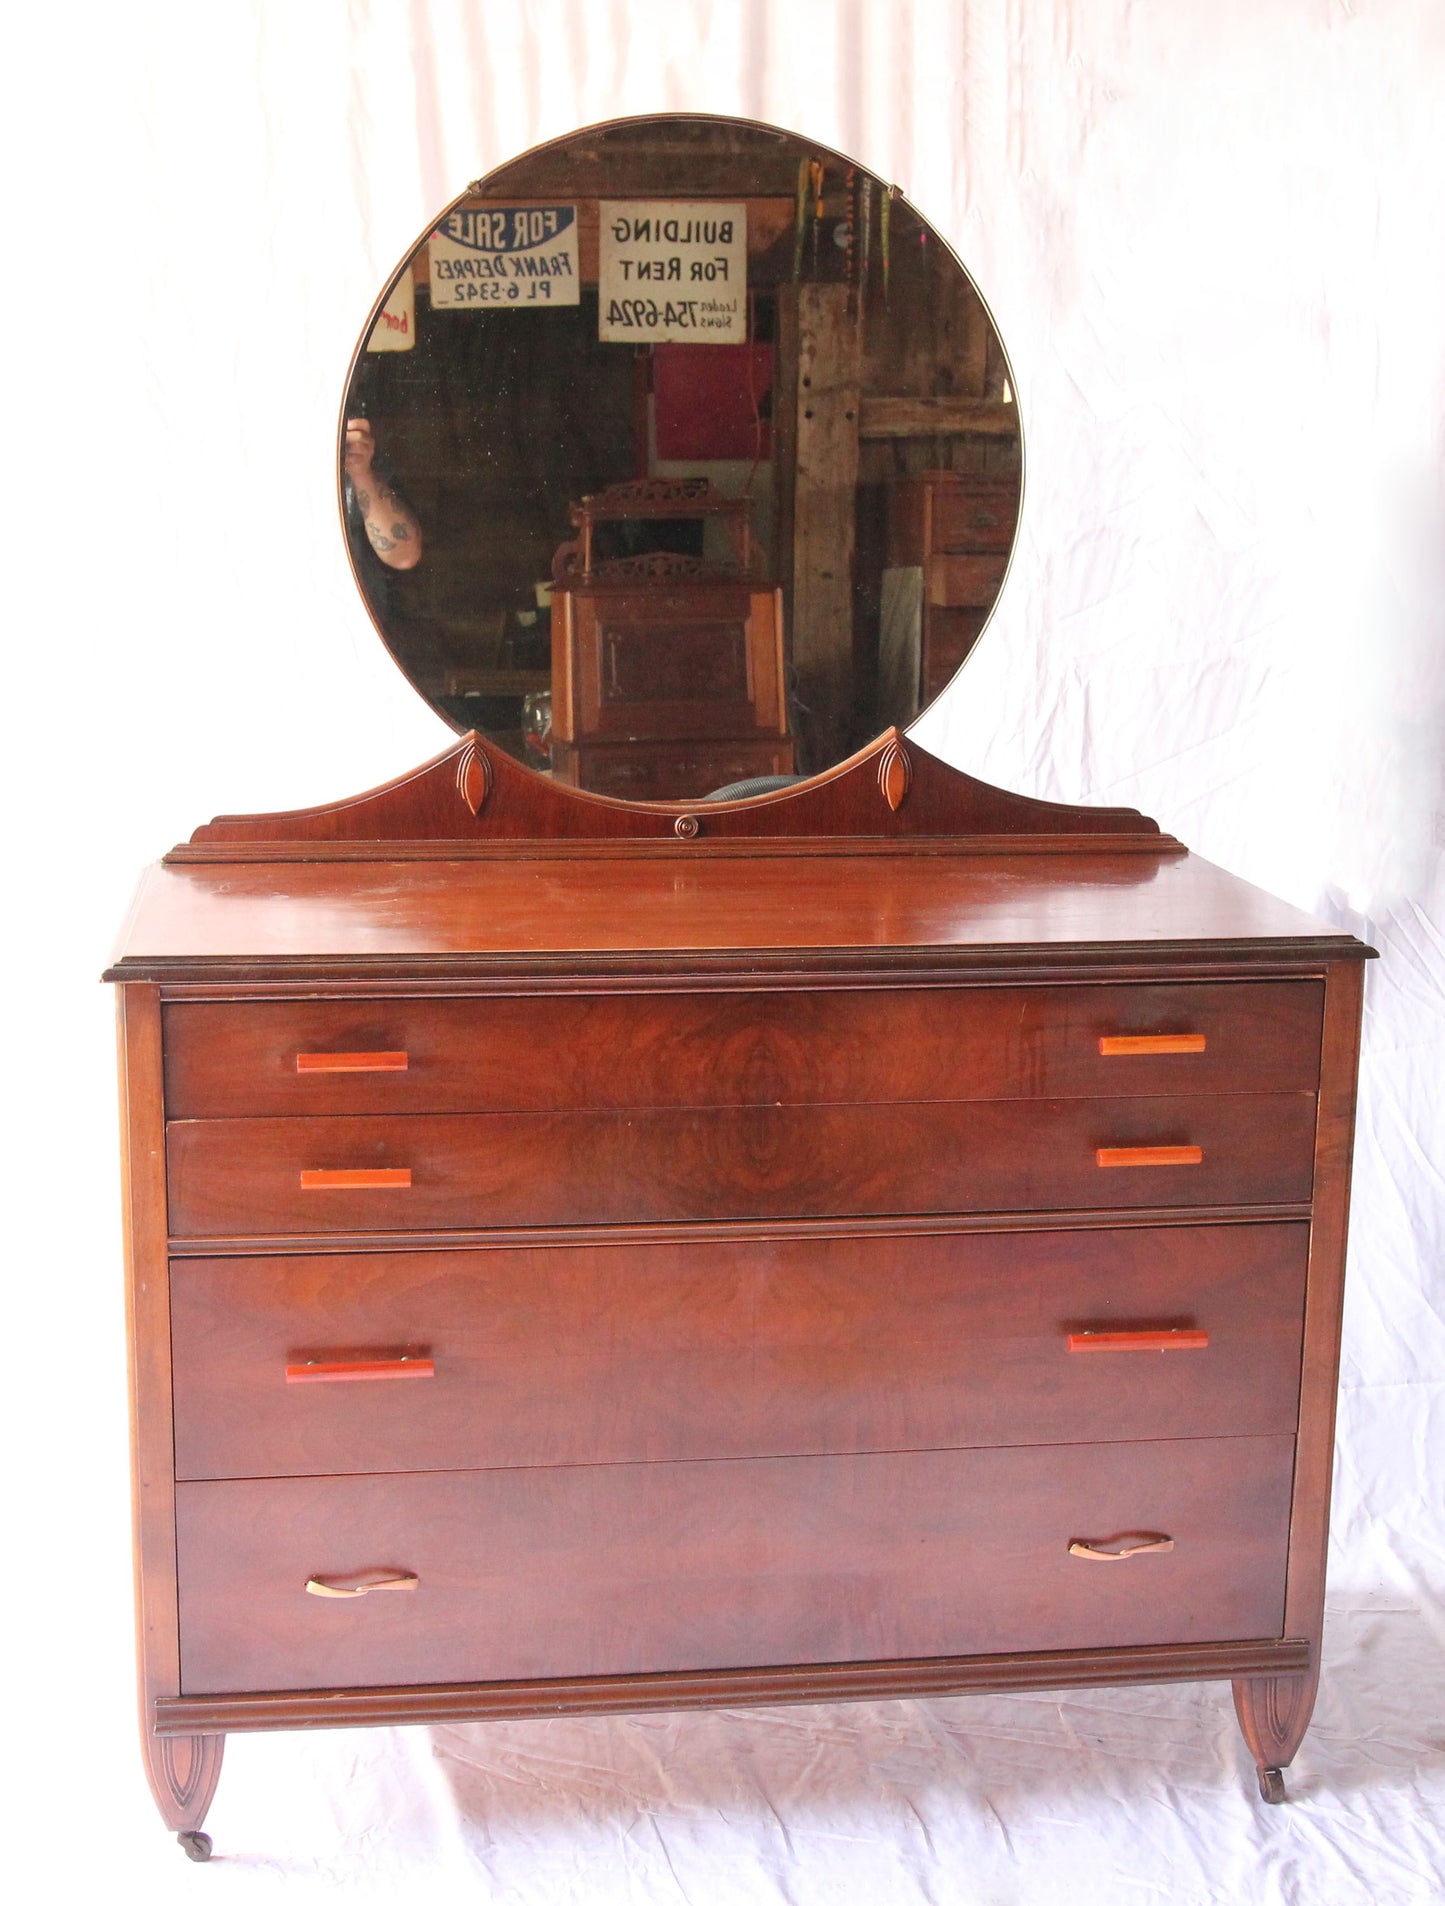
[170,1222,1308,1480]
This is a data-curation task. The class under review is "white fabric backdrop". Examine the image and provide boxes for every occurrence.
[2,2,1440,1899]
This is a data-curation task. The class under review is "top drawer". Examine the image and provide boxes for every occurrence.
[163,981,1324,1119]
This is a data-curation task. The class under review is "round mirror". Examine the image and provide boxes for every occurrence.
[340,113,1021,802]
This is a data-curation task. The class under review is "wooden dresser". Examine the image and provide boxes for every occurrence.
[107,729,1370,1858]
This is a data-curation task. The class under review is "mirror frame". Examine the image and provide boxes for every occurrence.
[337,110,1026,801]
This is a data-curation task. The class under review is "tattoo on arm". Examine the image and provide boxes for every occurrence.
[391,522,410,541]
[356,489,372,517]
[366,523,396,553]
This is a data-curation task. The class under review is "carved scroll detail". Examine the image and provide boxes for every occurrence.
[878,738,912,812]
[591,551,715,581]
[581,476,715,510]
[457,741,491,817]
[1233,1669,1319,1801]
[145,1730,225,1832]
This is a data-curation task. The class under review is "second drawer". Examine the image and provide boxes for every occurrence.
[166,1094,1318,1237]
[170,1223,1308,1480]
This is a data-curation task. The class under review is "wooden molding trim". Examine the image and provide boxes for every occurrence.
[155,1638,1310,1737]
[168,835,1183,864]
[164,1202,1316,1259]
[151,963,1355,1003]
[1284,960,1367,1641]
[109,943,1367,989]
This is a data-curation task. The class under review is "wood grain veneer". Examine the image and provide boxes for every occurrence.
[169,1222,1309,1480]
[162,980,1323,1118]
[164,1093,1317,1236]
[109,845,1355,981]
[174,1436,1297,1694]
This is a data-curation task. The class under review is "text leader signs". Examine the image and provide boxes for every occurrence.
[429,206,580,308]
[599,203,747,343]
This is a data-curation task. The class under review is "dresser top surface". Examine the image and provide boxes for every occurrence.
[106,849,1365,984]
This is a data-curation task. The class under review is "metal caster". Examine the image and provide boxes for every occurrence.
[177,1829,213,1861]
[1257,1766,1288,1805]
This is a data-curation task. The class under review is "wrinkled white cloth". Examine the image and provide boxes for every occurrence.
[3,3,1441,1900]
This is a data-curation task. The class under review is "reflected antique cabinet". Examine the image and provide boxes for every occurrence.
[107,729,1371,1857]
[548,478,794,800]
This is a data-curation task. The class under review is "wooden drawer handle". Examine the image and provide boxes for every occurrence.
[299,1168,412,1190]
[285,1354,435,1384]
[1099,1034,1206,1056]
[1068,1536,1175,1562]
[1095,1145,1203,1168]
[296,1051,409,1073]
[305,1571,419,1599]
[1067,1329,1209,1354]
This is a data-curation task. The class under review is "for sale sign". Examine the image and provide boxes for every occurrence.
[598,202,747,343]
[429,205,580,308]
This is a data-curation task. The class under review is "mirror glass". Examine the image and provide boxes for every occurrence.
[341,114,1021,801]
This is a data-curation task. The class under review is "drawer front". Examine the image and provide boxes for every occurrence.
[552,738,794,802]
[165,1095,1317,1237]
[175,1435,1295,1692]
[163,982,1325,1119]
[922,608,987,700]
[932,484,1019,554]
[171,1224,1308,1481]
[929,552,1009,608]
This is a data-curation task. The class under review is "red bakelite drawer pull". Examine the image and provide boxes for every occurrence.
[285,1354,435,1384]
[1098,1034,1206,1056]
[299,1168,412,1190]
[1096,1145,1203,1168]
[1067,1329,1210,1354]
[296,1051,409,1073]
[1068,1535,1175,1562]
[305,1571,419,1598]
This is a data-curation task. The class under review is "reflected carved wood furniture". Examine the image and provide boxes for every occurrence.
[107,730,1370,1856]
[549,479,794,798]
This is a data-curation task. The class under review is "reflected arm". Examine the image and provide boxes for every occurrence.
[343,418,423,571]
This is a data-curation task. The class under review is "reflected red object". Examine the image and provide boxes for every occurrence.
[653,343,773,460]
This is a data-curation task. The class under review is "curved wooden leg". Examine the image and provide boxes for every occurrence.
[142,1730,224,1857]
[1232,1670,1317,1804]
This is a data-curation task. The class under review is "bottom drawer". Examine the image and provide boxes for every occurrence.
[176,1436,1294,1693]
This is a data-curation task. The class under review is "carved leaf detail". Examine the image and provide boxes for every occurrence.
[590,476,713,507]
[456,742,491,817]
[592,551,720,581]
[878,739,912,812]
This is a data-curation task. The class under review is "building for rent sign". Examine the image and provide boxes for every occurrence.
[598,203,747,343]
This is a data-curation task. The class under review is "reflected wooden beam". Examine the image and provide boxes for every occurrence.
[791,283,861,773]
[858,396,1020,439]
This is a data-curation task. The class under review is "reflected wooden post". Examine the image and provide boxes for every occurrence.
[791,283,861,773]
